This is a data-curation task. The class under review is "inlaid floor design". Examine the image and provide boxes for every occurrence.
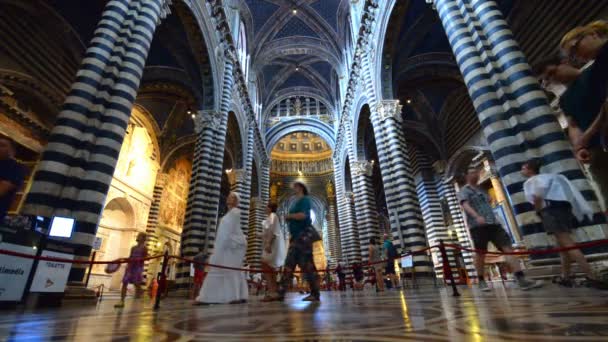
[1,285,607,341]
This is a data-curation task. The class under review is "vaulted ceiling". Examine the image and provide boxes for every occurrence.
[240,0,349,130]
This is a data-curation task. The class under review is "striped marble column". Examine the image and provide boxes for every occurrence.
[176,60,235,287]
[21,0,171,282]
[333,158,361,264]
[434,0,606,248]
[412,151,459,280]
[326,196,342,264]
[236,129,254,238]
[144,173,168,282]
[370,100,434,276]
[438,175,478,280]
[350,160,380,262]
[246,197,263,268]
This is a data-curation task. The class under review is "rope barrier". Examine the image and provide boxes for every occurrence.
[445,238,608,256]
[1,239,607,273]
[0,248,164,264]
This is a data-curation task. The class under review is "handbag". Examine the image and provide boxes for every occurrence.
[303,226,322,243]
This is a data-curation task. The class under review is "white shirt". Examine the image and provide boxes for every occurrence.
[523,174,594,221]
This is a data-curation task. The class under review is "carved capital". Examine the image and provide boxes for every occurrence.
[234,169,246,184]
[352,160,374,177]
[158,0,173,22]
[344,192,355,203]
[194,110,222,133]
[375,100,403,123]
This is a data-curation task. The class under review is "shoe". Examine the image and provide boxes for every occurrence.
[302,294,320,302]
[553,276,575,288]
[517,279,543,291]
[583,277,608,290]
[478,280,491,292]
[114,301,125,308]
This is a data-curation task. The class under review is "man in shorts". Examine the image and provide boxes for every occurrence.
[458,168,543,292]
[522,159,607,289]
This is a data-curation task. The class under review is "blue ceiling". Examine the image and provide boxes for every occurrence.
[244,0,344,106]
[310,0,341,31]
[275,16,321,39]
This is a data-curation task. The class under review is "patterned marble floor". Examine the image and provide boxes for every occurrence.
[1,285,607,341]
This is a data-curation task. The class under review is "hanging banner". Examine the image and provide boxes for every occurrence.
[30,251,73,293]
[0,243,36,301]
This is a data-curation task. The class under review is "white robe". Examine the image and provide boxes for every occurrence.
[261,213,286,268]
[196,208,248,303]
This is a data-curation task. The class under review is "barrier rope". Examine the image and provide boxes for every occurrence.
[0,248,164,264]
[2,239,608,272]
[445,238,608,256]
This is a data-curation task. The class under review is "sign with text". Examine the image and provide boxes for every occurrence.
[92,237,102,251]
[30,251,73,293]
[401,255,413,268]
[0,243,35,301]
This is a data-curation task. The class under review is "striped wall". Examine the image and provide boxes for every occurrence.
[333,156,361,264]
[176,61,235,288]
[21,0,169,282]
[144,173,167,281]
[434,0,606,249]
[349,160,380,261]
[411,148,460,280]
[437,173,478,280]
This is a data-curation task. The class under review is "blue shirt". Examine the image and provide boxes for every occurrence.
[288,196,311,239]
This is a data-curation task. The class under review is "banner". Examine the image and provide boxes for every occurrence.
[30,251,73,293]
[0,243,35,301]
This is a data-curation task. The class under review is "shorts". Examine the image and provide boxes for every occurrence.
[385,259,396,275]
[194,269,205,285]
[470,224,512,251]
[539,201,575,234]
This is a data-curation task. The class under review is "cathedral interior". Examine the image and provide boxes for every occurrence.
[1,0,608,341]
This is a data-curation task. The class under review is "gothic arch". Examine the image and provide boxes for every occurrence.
[265,118,335,153]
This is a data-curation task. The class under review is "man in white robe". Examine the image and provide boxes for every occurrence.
[195,192,249,304]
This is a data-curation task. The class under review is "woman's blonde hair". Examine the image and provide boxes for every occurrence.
[561,20,608,52]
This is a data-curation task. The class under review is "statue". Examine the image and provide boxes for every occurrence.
[294,97,302,115]
[326,181,335,198]
[270,182,278,202]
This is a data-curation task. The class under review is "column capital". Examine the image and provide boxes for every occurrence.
[159,0,173,21]
[344,192,355,203]
[194,110,222,133]
[352,160,374,177]
[375,100,403,123]
[234,168,246,184]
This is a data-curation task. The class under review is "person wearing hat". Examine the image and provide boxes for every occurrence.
[457,167,542,292]
[276,181,321,302]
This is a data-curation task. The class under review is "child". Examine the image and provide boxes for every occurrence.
[115,232,147,308]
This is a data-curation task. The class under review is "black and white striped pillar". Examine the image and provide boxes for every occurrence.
[21,0,171,282]
[350,160,380,262]
[176,59,235,287]
[370,100,434,276]
[434,0,606,248]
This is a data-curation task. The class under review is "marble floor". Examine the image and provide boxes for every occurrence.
[1,285,607,341]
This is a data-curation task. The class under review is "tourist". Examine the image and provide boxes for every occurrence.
[0,137,25,222]
[383,235,400,289]
[336,263,346,291]
[195,192,248,305]
[368,237,385,292]
[277,181,321,302]
[559,21,608,209]
[352,262,364,290]
[191,249,207,299]
[458,168,543,291]
[521,160,607,289]
[261,202,285,301]
[115,232,147,308]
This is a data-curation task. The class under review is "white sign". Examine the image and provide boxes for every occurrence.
[401,255,413,268]
[30,251,73,293]
[92,237,103,251]
[0,243,35,301]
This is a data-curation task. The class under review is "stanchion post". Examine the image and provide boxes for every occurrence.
[154,250,169,310]
[439,240,460,297]
[85,251,96,288]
